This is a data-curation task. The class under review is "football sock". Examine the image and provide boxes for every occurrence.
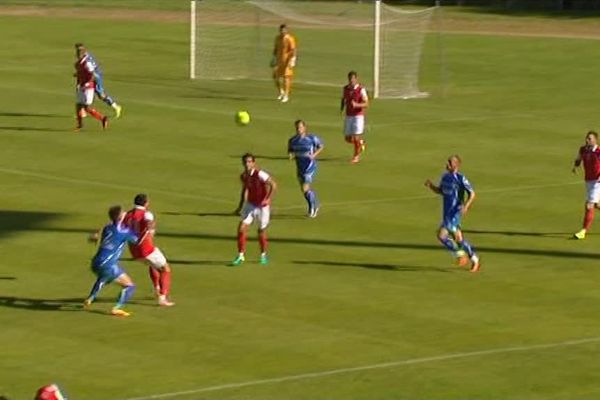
[159,269,171,296]
[149,266,160,291]
[439,237,457,253]
[116,284,136,308]
[76,105,84,127]
[88,278,106,301]
[353,137,361,156]
[103,96,115,106]
[258,231,268,253]
[237,231,247,253]
[583,208,594,230]
[458,240,475,258]
[284,78,291,96]
[87,107,104,121]
[304,190,317,211]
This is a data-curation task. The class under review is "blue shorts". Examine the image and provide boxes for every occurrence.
[94,75,106,97]
[91,262,124,283]
[440,213,461,234]
[296,167,316,184]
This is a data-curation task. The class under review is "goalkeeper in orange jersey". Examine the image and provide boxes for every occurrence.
[271,24,297,103]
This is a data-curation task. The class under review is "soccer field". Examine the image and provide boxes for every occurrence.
[2,2,600,399]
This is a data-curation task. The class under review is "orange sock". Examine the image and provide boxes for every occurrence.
[87,107,104,121]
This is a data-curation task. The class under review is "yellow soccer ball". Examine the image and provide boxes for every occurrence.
[235,110,251,126]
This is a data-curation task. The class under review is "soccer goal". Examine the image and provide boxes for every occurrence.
[190,0,440,99]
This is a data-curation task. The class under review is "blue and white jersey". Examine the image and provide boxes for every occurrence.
[86,52,103,77]
[288,133,323,174]
[92,222,138,268]
[439,172,473,218]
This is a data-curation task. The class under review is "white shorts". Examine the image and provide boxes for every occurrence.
[241,203,270,230]
[344,115,365,136]
[586,180,600,203]
[144,248,168,269]
[76,86,94,106]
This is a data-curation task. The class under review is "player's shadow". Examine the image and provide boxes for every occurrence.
[0,296,144,314]
[162,211,304,220]
[120,257,227,266]
[464,229,571,239]
[0,126,65,133]
[0,112,64,118]
[293,260,452,273]
[0,276,16,280]
[229,154,343,162]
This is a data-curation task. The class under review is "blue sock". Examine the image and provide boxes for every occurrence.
[88,278,106,301]
[304,191,314,211]
[438,237,457,253]
[103,96,115,106]
[115,285,136,308]
[458,240,475,258]
[308,190,318,210]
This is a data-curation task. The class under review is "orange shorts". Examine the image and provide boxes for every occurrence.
[274,64,294,78]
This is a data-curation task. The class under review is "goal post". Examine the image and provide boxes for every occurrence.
[190,0,440,99]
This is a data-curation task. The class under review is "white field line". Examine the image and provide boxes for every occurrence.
[119,335,600,400]
[0,166,580,211]
[0,83,536,128]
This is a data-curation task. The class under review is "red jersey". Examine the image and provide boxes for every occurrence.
[123,206,156,258]
[75,54,95,88]
[35,384,66,400]
[241,169,271,206]
[343,83,368,116]
[579,145,600,181]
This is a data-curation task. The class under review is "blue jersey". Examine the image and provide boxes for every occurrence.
[288,133,323,174]
[92,223,138,268]
[86,53,103,77]
[439,171,473,218]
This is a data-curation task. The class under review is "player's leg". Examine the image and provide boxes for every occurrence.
[258,206,270,265]
[301,173,319,217]
[231,205,254,265]
[351,116,366,163]
[95,77,122,118]
[81,87,108,130]
[146,248,174,306]
[112,271,136,316]
[147,264,161,297]
[273,69,284,100]
[574,182,598,239]
[281,67,293,103]
[75,87,87,130]
[84,265,108,307]
[454,229,480,271]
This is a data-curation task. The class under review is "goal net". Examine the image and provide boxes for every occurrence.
[191,0,438,99]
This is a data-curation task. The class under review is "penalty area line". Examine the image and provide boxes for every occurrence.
[119,336,600,400]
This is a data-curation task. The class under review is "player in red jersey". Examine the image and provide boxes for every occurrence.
[34,384,67,400]
[231,153,277,266]
[123,194,175,306]
[74,44,108,132]
[341,70,369,164]
[572,131,600,239]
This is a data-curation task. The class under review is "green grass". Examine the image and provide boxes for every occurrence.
[2,4,600,400]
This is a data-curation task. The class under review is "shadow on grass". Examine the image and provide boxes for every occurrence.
[0,112,65,118]
[460,5,600,19]
[0,296,149,314]
[162,211,305,220]
[293,260,453,273]
[121,257,229,266]
[228,154,344,162]
[0,277,17,280]
[464,229,572,238]
[0,210,67,239]
[0,126,65,133]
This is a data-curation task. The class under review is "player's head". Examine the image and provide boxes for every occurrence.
[279,24,288,34]
[294,119,306,135]
[347,70,358,85]
[242,153,256,171]
[108,205,124,223]
[134,193,149,207]
[34,384,67,400]
[585,130,598,146]
[74,42,86,58]
[446,155,461,172]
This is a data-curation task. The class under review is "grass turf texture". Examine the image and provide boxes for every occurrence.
[1,3,600,400]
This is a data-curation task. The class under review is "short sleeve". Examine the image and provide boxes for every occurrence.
[258,170,270,182]
[144,211,154,222]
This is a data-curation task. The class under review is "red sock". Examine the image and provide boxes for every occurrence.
[159,269,171,296]
[76,106,84,127]
[584,207,595,230]
[87,107,104,121]
[237,231,247,253]
[149,266,160,290]
[258,231,268,253]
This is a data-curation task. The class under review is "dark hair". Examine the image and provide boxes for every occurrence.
[242,153,255,162]
[348,70,358,79]
[294,119,305,128]
[587,130,598,139]
[279,24,287,30]
[75,42,84,49]
[133,193,148,206]
[108,205,123,222]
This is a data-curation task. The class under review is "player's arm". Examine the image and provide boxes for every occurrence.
[311,141,324,160]
[424,179,442,194]
[462,190,476,215]
[287,36,297,67]
[352,89,369,109]
[263,177,277,205]
[88,229,101,244]
[340,96,346,113]
[288,139,295,160]
[235,178,248,215]
[572,151,582,173]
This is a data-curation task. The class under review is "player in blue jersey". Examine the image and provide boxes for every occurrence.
[75,43,122,118]
[425,155,481,272]
[84,205,138,316]
[288,119,324,218]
